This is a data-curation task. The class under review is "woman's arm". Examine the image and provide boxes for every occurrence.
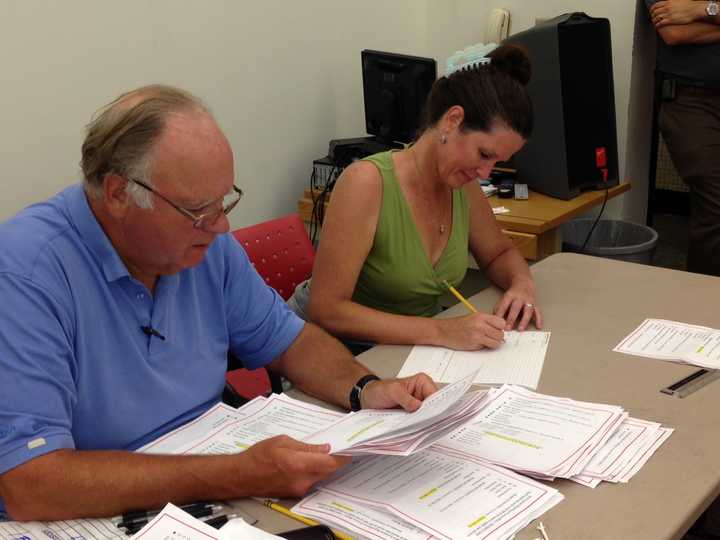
[464,181,542,330]
[308,163,505,350]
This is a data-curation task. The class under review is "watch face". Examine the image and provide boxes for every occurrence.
[709,2,719,16]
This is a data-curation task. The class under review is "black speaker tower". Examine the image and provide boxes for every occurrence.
[504,13,619,200]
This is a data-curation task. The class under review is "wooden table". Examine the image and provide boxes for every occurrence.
[234,253,720,539]
[298,183,630,261]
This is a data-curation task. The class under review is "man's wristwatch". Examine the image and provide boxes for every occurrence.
[349,374,380,411]
[708,1,719,17]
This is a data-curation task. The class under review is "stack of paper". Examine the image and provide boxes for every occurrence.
[570,417,674,488]
[434,385,644,481]
[398,331,550,389]
[140,394,344,455]
[0,516,126,540]
[614,318,720,368]
[141,372,486,458]
[304,371,487,456]
[131,503,281,540]
[293,448,563,540]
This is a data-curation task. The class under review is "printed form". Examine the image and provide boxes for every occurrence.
[398,331,550,389]
[169,394,343,455]
[303,370,483,455]
[614,318,720,368]
[0,516,125,540]
[130,503,282,540]
[435,385,627,479]
[303,447,563,540]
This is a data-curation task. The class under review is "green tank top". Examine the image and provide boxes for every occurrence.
[352,150,469,317]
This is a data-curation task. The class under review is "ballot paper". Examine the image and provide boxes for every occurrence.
[570,420,674,488]
[141,393,344,456]
[303,370,485,455]
[127,502,282,540]
[398,331,550,389]
[138,374,484,458]
[293,491,436,540]
[0,516,125,540]
[434,385,628,480]
[299,447,563,540]
[614,318,720,368]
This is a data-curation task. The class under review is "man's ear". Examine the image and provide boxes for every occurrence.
[103,174,131,218]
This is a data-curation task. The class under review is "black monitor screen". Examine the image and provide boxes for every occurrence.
[361,50,437,144]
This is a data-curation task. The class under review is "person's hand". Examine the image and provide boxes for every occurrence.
[650,0,706,28]
[493,278,542,331]
[240,435,351,498]
[435,312,507,351]
[360,373,438,412]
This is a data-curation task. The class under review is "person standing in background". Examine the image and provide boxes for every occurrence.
[647,0,720,276]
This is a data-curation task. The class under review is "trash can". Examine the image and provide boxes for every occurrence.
[561,219,659,264]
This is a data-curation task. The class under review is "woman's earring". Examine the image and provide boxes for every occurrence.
[440,133,448,144]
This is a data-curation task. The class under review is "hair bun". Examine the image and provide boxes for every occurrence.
[489,44,531,86]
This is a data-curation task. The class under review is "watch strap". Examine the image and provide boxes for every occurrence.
[349,374,380,411]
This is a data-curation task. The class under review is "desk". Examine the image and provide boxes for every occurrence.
[298,183,630,261]
[236,253,720,539]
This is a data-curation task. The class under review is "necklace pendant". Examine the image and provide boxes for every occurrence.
[439,225,446,234]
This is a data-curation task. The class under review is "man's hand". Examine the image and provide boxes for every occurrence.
[240,435,351,498]
[651,0,707,28]
[359,373,437,412]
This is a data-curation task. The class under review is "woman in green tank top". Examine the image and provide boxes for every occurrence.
[298,45,542,352]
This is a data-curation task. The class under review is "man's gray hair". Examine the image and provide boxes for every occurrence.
[80,84,209,208]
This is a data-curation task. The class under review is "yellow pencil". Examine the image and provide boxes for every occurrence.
[442,280,478,314]
[262,500,354,540]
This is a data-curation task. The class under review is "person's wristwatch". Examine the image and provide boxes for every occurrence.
[707,1,719,17]
[349,374,380,411]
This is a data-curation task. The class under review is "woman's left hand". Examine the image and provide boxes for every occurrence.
[493,279,542,331]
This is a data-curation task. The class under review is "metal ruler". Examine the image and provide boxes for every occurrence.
[660,368,720,398]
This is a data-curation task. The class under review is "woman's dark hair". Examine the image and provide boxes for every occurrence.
[418,44,533,139]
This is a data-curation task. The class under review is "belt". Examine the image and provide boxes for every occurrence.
[676,83,720,97]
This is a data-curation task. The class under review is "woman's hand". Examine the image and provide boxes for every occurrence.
[494,278,542,331]
[435,312,507,351]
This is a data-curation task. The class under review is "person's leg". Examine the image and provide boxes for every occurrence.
[659,91,720,276]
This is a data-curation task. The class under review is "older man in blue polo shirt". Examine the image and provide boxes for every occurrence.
[0,85,436,521]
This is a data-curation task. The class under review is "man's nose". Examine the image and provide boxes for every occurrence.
[202,212,230,234]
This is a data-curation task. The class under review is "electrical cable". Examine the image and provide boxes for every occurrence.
[309,166,337,245]
[579,181,610,254]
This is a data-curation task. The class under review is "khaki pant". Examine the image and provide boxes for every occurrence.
[659,87,720,277]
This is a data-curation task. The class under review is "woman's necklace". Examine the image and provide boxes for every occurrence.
[409,147,448,235]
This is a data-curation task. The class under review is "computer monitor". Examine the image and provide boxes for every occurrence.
[361,50,437,144]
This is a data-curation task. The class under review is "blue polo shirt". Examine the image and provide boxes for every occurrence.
[0,184,304,510]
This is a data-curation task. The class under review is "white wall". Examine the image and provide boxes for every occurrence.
[0,1,426,228]
[1,1,650,227]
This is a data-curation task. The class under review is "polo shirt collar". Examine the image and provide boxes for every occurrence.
[66,184,131,283]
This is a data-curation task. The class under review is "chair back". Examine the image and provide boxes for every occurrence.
[232,213,314,300]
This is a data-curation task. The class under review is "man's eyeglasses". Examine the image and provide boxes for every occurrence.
[127,178,243,230]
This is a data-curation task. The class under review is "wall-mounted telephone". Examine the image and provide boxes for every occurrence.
[485,8,510,43]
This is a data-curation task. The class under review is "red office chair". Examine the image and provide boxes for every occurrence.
[224,214,315,406]
[232,213,315,300]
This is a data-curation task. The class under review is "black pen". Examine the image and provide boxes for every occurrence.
[113,502,210,525]
[203,513,238,529]
[123,513,237,536]
[117,503,223,529]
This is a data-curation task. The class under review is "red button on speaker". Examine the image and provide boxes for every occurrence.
[595,147,607,168]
